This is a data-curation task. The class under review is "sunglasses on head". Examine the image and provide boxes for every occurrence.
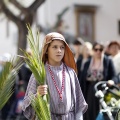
[94,48,103,52]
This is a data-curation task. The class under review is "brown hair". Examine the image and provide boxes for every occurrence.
[108,41,120,49]
[92,42,104,50]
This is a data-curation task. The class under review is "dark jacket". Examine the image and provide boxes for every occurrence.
[76,55,91,83]
[80,55,116,92]
[80,55,116,120]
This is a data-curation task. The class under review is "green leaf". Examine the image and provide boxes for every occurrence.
[30,93,51,120]
[0,59,23,110]
[20,24,51,120]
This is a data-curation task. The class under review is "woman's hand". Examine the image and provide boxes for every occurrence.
[107,80,115,86]
[37,85,48,96]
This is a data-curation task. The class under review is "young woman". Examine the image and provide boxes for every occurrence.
[80,42,116,120]
[77,42,92,83]
[22,32,88,120]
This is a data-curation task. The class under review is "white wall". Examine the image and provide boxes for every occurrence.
[38,0,120,44]
[95,0,120,44]
[0,19,18,56]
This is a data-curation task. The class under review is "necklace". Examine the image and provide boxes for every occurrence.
[47,63,65,101]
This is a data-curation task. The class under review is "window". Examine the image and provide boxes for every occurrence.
[75,5,97,42]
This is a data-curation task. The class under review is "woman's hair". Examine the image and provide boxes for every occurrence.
[92,42,104,50]
[81,42,93,56]
[73,39,82,45]
[108,40,120,49]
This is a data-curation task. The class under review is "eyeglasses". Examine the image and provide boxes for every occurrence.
[94,48,103,52]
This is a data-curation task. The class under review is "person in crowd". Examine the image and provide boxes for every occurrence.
[107,41,120,87]
[13,48,33,119]
[22,32,88,120]
[72,38,83,62]
[77,41,92,83]
[80,42,116,120]
[108,40,120,57]
[107,40,120,75]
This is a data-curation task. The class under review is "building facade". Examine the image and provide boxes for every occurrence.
[0,0,120,55]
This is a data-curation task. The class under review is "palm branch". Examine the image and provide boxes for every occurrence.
[21,24,51,120]
[0,58,22,110]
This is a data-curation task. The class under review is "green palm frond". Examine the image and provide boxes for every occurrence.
[22,25,46,85]
[0,59,22,110]
[30,93,51,120]
[21,24,51,120]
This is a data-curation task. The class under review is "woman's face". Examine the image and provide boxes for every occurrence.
[47,40,65,66]
[93,44,103,59]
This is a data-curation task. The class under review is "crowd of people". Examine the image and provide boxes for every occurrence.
[73,39,120,120]
[0,32,120,120]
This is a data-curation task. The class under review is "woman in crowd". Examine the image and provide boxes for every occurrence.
[72,39,82,62]
[77,41,92,83]
[80,42,116,120]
